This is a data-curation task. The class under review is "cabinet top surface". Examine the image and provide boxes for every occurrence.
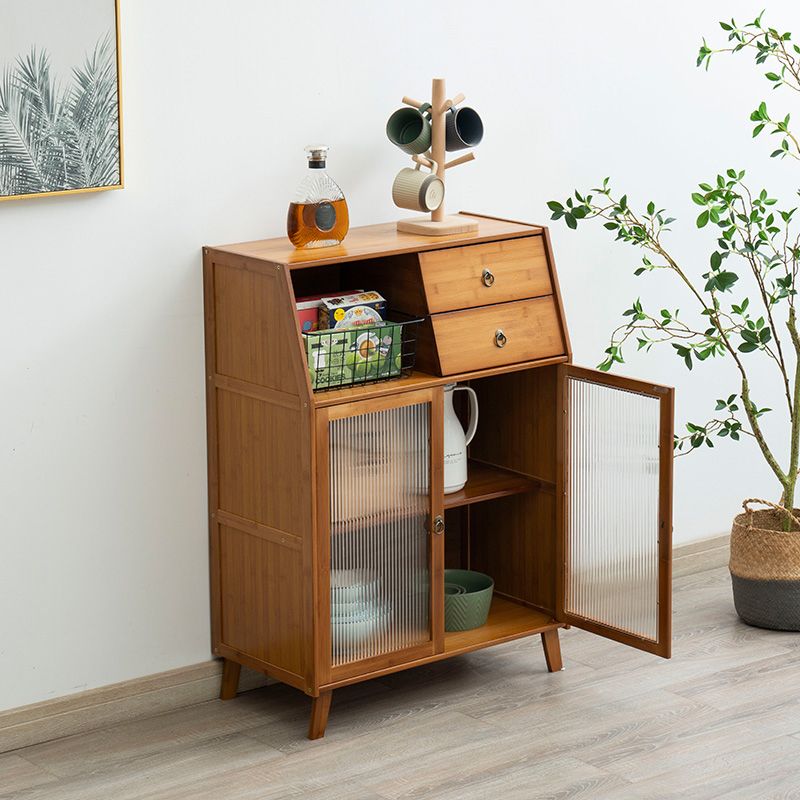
[206,213,542,269]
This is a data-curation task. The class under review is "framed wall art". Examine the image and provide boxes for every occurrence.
[0,0,123,202]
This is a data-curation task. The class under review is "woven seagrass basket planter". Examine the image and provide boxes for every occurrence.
[730,499,800,631]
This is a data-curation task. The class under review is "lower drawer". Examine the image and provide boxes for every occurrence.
[431,297,565,375]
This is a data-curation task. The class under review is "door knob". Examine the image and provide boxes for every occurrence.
[481,268,495,287]
[433,515,445,535]
[495,329,507,348]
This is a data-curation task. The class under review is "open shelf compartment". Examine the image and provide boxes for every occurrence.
[443,597,559,655]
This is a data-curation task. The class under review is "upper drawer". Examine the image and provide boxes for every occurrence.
[419,236,552,313]
[431,297,565,375]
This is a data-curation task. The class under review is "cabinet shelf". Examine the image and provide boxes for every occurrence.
[443,597,559,656]
[312,356,569,408]
[444,460,548,509]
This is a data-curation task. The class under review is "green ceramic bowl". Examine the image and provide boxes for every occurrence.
[443,569,494,632]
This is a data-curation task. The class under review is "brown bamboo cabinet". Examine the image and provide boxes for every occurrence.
[203,213,674,740]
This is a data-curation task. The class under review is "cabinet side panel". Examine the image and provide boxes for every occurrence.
[219,525,305,677]
[542,226,572,361]
[213,261,301,394]
[469,366,559,613]
[203,253,222,648]
[217,390,307,536]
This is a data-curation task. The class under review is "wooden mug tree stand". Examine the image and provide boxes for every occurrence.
[396,77,479,236]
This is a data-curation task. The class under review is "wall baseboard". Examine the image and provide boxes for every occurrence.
[0,535,730,754]
[0,660,270,754]
[673,533,729,578]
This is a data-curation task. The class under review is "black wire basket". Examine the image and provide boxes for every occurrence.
[302,312,422,392]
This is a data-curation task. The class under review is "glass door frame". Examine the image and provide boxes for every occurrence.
[555,364,673,658]
[315,387,445,685]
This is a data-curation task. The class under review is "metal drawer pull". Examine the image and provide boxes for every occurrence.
[481,268,495,287]
[495,329,507,348]
[433,515,445,535]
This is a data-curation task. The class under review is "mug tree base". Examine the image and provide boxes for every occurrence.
[397,215,479,236]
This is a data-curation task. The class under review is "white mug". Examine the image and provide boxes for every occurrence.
[391,162,444,212]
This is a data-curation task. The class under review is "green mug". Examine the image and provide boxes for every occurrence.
[386,103,432,155]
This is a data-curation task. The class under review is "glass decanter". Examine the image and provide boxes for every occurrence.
[287,145,350,248]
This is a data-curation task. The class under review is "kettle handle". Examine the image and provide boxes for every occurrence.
[454,386,479,446]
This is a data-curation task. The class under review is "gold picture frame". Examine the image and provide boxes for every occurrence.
[0,0,124,202]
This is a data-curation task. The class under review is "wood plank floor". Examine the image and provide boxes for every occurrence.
[3,564,800,799]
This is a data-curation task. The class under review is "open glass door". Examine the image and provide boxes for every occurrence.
[557,365,673,657]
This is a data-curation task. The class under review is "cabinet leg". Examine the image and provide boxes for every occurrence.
[220,659,241,700]
[308,690,333,740]
[541,629,563,672]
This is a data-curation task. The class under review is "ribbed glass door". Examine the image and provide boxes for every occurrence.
[327,395,437,668]
[559,366,673,658]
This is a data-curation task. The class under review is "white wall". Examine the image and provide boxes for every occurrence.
[2,0,798,710]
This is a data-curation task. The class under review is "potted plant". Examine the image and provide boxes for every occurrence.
[549,10,800,630]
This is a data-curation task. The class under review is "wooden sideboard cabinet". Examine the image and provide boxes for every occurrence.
[203,213,674,740]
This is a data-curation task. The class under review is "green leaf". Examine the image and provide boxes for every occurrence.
[715,271,738,292]
[565,213,577,229]
[692,192,706,205]
[753,123,765,137]
[546,201,563,212]
[738,342,758,352]
[741,329,759,344]
[697,210,710,228]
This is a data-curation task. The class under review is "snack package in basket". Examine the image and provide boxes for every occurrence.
[317,291,387,330]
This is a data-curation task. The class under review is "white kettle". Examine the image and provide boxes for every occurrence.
[443,383,479,494]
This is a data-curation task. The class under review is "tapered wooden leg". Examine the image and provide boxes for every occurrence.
[541,628,563,672]
[220,659,241,700]
[308,691,333,740]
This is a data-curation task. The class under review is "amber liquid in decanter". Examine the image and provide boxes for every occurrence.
[287,199,350,249]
